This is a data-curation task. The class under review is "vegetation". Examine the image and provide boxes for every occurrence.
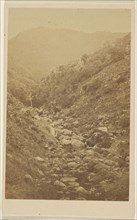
[6,33,130,200]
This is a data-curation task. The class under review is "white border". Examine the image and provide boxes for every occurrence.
[0,0,5,219]
[1,1,136,219]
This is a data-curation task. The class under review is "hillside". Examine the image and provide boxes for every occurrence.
[6,33,130,200]
[8,28,126,80]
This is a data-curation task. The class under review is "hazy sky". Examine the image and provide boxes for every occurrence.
[8,8,131,39]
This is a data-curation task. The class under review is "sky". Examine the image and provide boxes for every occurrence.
[8,8,131,39]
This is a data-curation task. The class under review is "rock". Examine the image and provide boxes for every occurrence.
[104,159,115,166]
[73,120,79,126]
[55,167,61,172]
[37,169,45,177]
[98,115,106,120]
[94,163,110,172]
[62,129,73,136]
[125,156,129,162]
[67,162,78,169]
[71,139,85,148]
[94,147,105,154]
[24,174,33,183]
[35,157,44,162]
[51,174,59,179]
[91,132,111,148]
[83,156,92,163]
[98,127,108,133]
[57,191,64,195]
[68,182,79,188]
[87,173,96,182]
[61,139,72,146]
[92,144,98,150]
[87,161,96,172]
[86,150,94,157]
[54,180,66,190]
[76,186,88,195]
[44,144,49,149]
[7,153,13,159]
[49,126,56,136]
[60,177,78,183]
[59,135,70,141]
[74,156,81,163]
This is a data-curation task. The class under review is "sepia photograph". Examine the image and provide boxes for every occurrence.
[5,4,133,203]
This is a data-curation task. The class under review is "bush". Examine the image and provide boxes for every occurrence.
[82,78,101,93]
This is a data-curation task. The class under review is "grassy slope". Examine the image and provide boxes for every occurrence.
[34,34,130,137]
[6,34,130,200]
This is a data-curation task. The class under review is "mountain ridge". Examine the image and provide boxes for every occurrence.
[8,27,127,80]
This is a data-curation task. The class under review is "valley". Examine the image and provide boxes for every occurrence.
[6,31,130,201]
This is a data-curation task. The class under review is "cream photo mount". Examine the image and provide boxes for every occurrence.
[2,0,135,219]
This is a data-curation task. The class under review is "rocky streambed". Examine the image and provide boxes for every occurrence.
[24,110,129,200]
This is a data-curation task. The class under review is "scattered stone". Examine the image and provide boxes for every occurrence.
[61,139,72,146]
[57,191,64,195]
[98,127,108,133]
[24,174,33,183]
[94,163,110,172]
[60,177,78,183]
[71,139,85,148]
[87,173,96,182]
[49,126,56,136]
[73,120,79,126]
[83,156,92,163]
[76,186,88,195]
[7,153,13,159]
[45,180,51,184]
[86,150,94,157]
[54,180,66,189]
[37,169,45,177]
[35,157,44,162]
[51,174,59,178]
[44,144,49,149]
[104,159,115,166]
[68,182,79,188]
[67,162,78,169]
[62,129,73,136]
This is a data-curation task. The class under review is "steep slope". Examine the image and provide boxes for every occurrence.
[6,33,130,201]
[31,33,130,200]
[8,28,126,80]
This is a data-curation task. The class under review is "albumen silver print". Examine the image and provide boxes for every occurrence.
[4,2,134,207]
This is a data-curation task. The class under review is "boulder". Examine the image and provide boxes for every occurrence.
[61,139,72,146]
[44,144,49,149]
[68,182,79,188]
[94,163,110,172]
[24,174,33,183]
[62,129,73,136]
[71,139,85,148]
[76,186,88,195]
[35,157,44,162]
[37,169,45,177]
[60,177,78,183]
[59,135,70,141]
[73,120,79,126]
[67,162,78,169]
[49,126,56,136]
[88,131,111,148]
[54,180,66,190]
[98,127,108,133]
[86,150,94,157]
[83,156,92,163]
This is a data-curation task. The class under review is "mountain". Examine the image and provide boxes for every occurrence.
[6,33,130,200]
[8,28,126,80]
